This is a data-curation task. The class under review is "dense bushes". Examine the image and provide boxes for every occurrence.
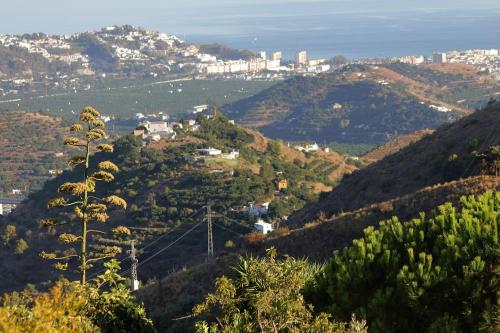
[195,112,254,150]
[0,260,154,333]
[205,192,499,332]
[193,249,367,333]
[0,282,97,333]
[306,191,500,332]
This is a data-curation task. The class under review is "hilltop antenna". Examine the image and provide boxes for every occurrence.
[206,205,214,260]
[129,240,140,291]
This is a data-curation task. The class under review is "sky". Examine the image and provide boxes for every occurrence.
[1,0,500,36]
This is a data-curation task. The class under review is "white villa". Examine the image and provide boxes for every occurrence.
[197,147,222,156]
[294,143,319,153]
[254,219,273,235]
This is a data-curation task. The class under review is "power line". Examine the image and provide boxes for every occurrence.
[140,207,205,252]
[211,221,246,238]
[87,206,205,280]
[121,219,205,275]
[212,214,255,231]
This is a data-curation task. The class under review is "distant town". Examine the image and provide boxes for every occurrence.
[1,25,499,99]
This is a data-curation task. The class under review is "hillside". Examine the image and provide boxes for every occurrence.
[362,129,434,161]
[136,174,500,332]
[221,64,499,145]
[133,101,500,331]
[290,100,500,225]
[221,67,459,145]
[380,62,499,109]
[260,176,500,260]
[0,110,70,196]
[0,113,353,293]
[0,25,252,81]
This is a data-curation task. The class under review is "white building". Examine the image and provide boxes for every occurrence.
[142,121,172,133]
[307,64,331,73]
[221,150,240,160]
[429,104,452,112]
[0,198,22,215]
[254,219,273,235]
[399,56,425,65]
[295,50,308,66]
[270,51,282,61]
[294,143,319,153]
[308,59,326,66]
[188,104,209,114]
[433,52,447,64]
[266,59,281,71]
[197,53,217,63]
[197,147,222,156]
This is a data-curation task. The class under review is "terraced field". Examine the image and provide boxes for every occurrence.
[0,110,69,196]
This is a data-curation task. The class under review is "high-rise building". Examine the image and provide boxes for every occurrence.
[295,50,308,66]
[432,52,447,64]
[270,51,282,61]
[258,51,267,60]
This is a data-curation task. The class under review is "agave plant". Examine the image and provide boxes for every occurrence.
[40,106,129,285]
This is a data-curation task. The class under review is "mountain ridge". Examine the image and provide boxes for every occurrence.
[289,100,500,225]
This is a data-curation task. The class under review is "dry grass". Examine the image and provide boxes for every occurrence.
[370,66,470,114]
[262,175,500,261]
[363,129,434,162]
[424,63,480,77]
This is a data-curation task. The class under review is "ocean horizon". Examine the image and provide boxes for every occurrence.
[182,9,500,60]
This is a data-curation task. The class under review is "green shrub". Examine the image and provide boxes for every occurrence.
[86,260,155,333]
[193,249,367,333]
[306,191,500,332]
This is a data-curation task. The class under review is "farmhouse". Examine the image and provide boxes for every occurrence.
[276,179,288,191]
[254,219,273,234]
[197,147,222,156]
[0,198,22,216]
[294,142,319,153]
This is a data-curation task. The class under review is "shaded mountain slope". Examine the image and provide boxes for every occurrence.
[289,100,500,225]
[0,114,352,293]
[222,69,461,145]
[261,176,500,260]
[362,129,434,162]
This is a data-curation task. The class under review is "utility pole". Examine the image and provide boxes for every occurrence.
[130,240,139,291]
[206,205,214,260]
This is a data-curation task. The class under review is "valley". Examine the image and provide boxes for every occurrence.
[0,18,499,333]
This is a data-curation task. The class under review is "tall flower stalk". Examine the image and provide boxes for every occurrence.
[40,106,129,285]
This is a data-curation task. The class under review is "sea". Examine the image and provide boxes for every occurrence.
[179,8,500,60]
[2,2,500,61]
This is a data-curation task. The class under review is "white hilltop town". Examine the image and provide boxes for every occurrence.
[0,24,499,99]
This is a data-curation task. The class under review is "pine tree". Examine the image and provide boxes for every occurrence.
[2,224,17,246]
[39,106,129,285]
[14,238,28,255]
[307,191,499,332]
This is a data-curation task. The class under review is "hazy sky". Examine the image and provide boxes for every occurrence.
[1,0,500,35]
